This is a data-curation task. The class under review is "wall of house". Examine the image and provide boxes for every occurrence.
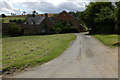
[36,17,55,34]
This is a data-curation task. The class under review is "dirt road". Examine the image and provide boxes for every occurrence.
[14,33,118,78]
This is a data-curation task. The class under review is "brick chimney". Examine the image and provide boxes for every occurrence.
[45,13,48,17]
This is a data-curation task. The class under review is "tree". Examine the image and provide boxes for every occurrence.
[2,14,6,18]
[78,2,115,34]
[115,1,120,34]
[23,11,26,15]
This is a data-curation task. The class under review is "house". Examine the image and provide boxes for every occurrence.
[24,11,85,34]
[25,11,85,34]
[54,11,85,32]
[2,11,85,36]
[25,13,55,34]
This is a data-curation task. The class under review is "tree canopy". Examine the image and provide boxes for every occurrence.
[77,2,119,34]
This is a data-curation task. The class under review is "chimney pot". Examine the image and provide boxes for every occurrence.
[45,13,48,17]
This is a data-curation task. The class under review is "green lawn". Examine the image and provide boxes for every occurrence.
[2,34,76,74]
[1,16,26,23]
[93,34,119,47]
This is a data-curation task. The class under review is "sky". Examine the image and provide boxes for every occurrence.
[0,0,119,15]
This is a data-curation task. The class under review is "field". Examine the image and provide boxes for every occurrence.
[93,34,119,47]
[1,16,26,23]
[2,34,76,74]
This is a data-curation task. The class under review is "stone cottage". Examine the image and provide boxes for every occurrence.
[25,13,55,34]
[25,11,85,34]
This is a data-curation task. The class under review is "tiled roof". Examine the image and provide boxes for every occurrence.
[26,16,45,25]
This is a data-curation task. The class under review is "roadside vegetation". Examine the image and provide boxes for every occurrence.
[2,34,76,74]
[70,2,120,35]
[93,34,119,47]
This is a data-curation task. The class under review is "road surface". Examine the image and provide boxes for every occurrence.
[14,33,118,78]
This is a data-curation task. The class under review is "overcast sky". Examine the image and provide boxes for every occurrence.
[0,0,119,15]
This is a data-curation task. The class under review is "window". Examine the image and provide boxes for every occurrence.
[26,22,28,24]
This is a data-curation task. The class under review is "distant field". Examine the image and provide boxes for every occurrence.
[93,34,119,47]
[2,34,76,74]
[1,16,26,23]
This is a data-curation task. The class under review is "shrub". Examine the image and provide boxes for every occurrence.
[9,20,13,23]
[16,19,25,24]
[55,27,62,34]
[8,24,23,36]
[50,21,78,34]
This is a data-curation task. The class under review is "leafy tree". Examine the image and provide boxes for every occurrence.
[78,2,115,34]
[2,14,6,18]
[23,11,26,15]
[115,1,120,34]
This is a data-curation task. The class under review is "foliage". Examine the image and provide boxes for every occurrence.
[2,14,6,18]
[115,1,120,34]
[2,16,26,23]
[16,19,26,24]
[50,22,63,34]
[8,24,23,36]
[2,34,76,74]
[77,2,117,34]
[50,21,77,34]
[9,19,26,24]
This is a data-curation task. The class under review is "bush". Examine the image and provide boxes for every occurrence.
[55,27,62,34]
[9,19,16,23]
[9,20,13,23]
[9,19,26,24]
[50,21,78,34]
[8,24,23,36]
[16,19,25,24]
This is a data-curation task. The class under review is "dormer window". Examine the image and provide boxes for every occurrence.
[26,22,28,24]
[31,20,35,25]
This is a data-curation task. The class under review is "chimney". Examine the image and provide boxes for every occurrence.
[45,13,48,17]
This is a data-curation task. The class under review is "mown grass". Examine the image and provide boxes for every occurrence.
[2,34,76,74]
[93,34,119,47]
[1,16,26,23]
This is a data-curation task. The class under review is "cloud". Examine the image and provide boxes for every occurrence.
[0,0,87,15]
[0,1,22,14]
[23,1,86,13]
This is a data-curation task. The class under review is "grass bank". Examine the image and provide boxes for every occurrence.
[93,34,119,47]
[2,34,76,74]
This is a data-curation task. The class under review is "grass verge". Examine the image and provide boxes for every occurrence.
[93,34,119,47]
[2,34,76,74]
